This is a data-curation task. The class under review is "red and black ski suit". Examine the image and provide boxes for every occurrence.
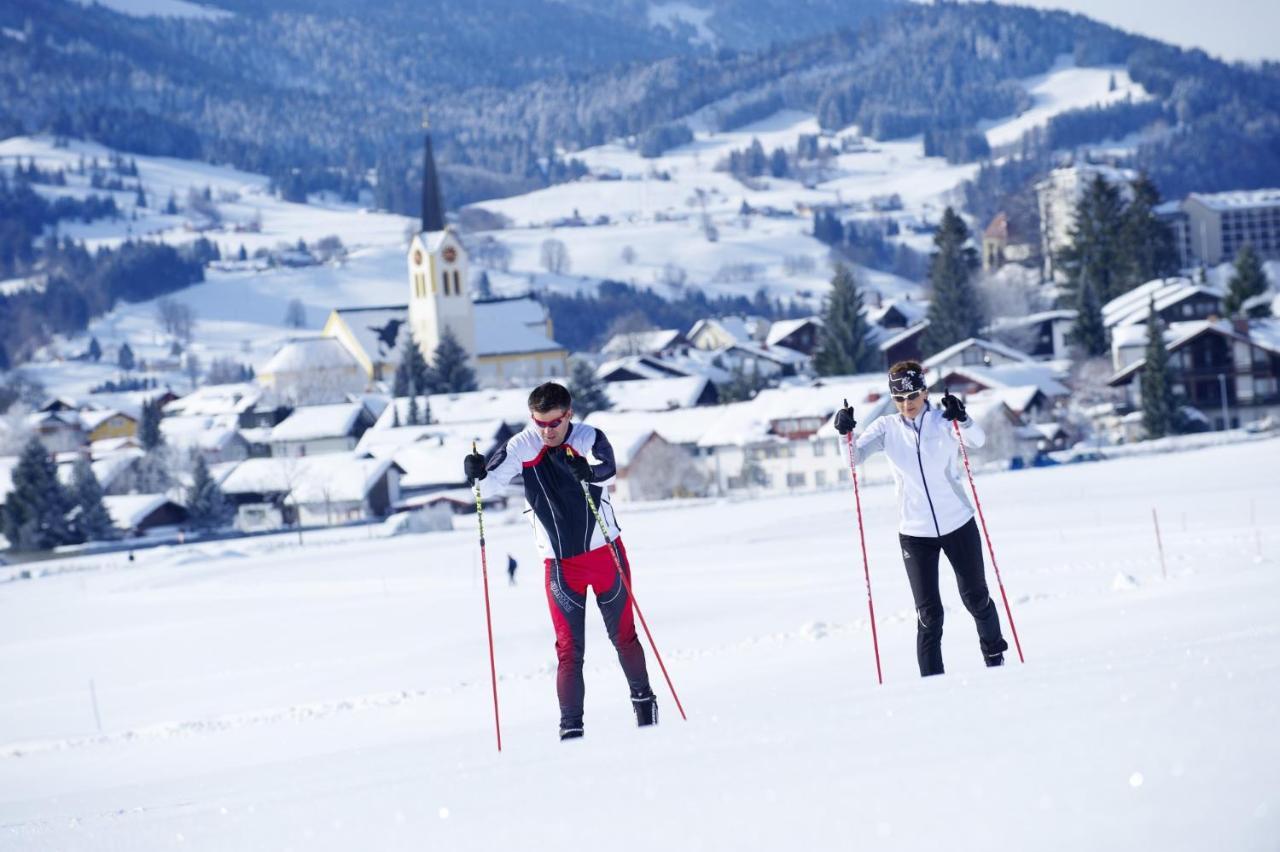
[477,423,652,731]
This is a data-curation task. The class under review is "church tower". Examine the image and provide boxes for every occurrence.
[407,120,476,368]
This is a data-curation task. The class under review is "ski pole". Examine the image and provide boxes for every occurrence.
[471,441,503,752]
[570,457,688,721]
[841,399,883,685]
[947,400,1025,664]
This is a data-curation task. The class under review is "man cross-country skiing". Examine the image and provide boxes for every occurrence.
[835,360,1009,676]
[464,382,658,740]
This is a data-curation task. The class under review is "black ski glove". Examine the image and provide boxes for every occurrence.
[566,452,593,483]
[940,393,967,422]
[833,404,857,435]
[463,452,487,485]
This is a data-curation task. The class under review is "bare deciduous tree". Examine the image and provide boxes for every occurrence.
[156,297,196,344]
[540,238,570,275]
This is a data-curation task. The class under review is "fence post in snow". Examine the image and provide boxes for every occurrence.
[89,679,103,734]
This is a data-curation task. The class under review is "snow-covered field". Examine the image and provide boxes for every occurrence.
[2,439,1277,851]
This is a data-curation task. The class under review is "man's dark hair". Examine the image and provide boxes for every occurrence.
[528,382,572,413]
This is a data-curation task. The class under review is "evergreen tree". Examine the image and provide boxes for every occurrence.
[2,437,76,551]
[118,342,135,371]
[139,397,163,450]
[70,456,118,542]
[814,264,878,375]
[566,359,611,418]
[1071,270,1109,357]
[1140,297,1176,440]
[1058,175,1127,303]
[431,327,477,393]
[407,386,421,426]
[1119,174,1178,291]
[398,330,430,395]
[391,404,401,427]
[921,207,983,356]
[87,337,102,362]
[186,454,233,531]
[1224,244,1270,317]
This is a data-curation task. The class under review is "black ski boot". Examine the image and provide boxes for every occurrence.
[559,716,584,741]
[632,691,658,727]
[982,637,1009,668]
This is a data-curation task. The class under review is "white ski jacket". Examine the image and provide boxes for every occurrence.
[853,401,985,538]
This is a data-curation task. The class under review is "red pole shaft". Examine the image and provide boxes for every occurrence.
[844,431,883,684]
[1152,508,1167,580]
[580,483,688,721]
[951,421,1025,664]
[473,482,503,752]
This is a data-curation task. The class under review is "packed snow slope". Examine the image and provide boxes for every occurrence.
[1,440,1278,851]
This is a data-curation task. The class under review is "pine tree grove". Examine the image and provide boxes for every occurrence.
[814,263,879,375]
[139,397,163,450]
[921,208,983,356]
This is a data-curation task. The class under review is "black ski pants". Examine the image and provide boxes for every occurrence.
[899,518,1005,676]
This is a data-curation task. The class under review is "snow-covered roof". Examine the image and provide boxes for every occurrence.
[877,320,929,352]
[331,306,409,364]
[688,316,755,345]
[1102,277,1222,328]
[473,297,565,357]
[598,351,732,384]
[986,309,1077,332]
[1187,188,1280,212]
[165,383,263,417]
[764,317,821,348]
[356,419,506,458]
[102,494,177,530]
[725,340,810,367]
[77,409,132,432]
[585,407,726,448]
[220,454,396,503]
[922,337,1035,369]
[967,385,1044,414]
[601,329,685,356]
[269,402,367,443]
[936,364,1070,397]
[160,414,244,452]
[868,299,928,328]
[260,337,363,375]
[374,386,551,428]
[604,377,712,412]
[1107,320,1240,383]
[586,423,659,469]
[56,449,143,491]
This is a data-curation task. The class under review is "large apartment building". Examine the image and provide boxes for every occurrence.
[1180,189,1280,266]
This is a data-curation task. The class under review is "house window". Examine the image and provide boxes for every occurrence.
[813,440,825,458]
[786,472,806,488]
[815,471,827,487]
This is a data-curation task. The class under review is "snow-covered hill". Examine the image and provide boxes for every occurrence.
[0,437,1276,850]
[2,55,1150,400]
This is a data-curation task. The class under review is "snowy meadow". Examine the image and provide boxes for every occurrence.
[2,438,1277,851]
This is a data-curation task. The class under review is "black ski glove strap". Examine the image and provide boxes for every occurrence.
[464,452,487,484]
[834,406,857,435]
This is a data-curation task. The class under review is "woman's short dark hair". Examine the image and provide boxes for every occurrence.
[888,359,924,375]
[528,382,572,413]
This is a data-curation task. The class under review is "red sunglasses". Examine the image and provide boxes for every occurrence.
[532,412,571,429]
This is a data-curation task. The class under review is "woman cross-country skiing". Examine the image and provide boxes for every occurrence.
[834,360,1009,676]
[463,382,658,741]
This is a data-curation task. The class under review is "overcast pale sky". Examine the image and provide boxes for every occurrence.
[955,0,1279,64]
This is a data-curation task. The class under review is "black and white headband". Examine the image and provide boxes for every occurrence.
[888,369,926,395]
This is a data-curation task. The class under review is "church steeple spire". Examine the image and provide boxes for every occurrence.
[420,111,446,233]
